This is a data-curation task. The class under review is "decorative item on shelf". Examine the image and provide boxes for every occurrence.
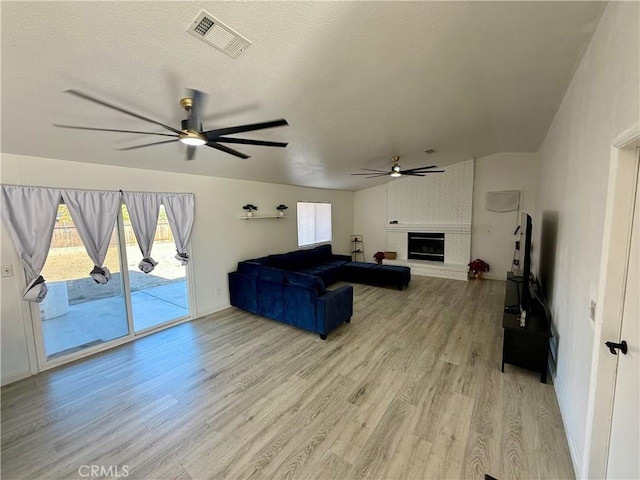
[276,204,288,216]
[384,251,397,260]
[468,258,490,279]
[373,251,385,265]
[242,204,258,217]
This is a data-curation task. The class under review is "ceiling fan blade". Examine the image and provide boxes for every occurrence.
[215,137,288,148]
[363,173,392,178]
[54,124,178,137]
[116,139,179,151]
[402,165,439,173]
[186,89,205,132]
[351,172,389,176]
[64,90,183,135]
[206,142,250,159]
[403,172,426,176]
[358,168,388,173]
[186,146,197,161]
[204,119,288,139]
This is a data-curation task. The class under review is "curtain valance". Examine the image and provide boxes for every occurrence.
[1,185,195,302]
[1,185,61,302]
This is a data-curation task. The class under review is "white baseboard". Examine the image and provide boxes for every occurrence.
[1,370,32,386]
[196,302,231,318]
[385,259,469,281]
[554,374,582,477]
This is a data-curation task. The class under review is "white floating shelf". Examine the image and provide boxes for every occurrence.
[238,215,288,220]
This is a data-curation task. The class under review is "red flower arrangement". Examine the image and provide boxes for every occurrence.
[468,258,490,274]
[373,251,385,264]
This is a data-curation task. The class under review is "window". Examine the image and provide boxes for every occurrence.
[297,202,332,247]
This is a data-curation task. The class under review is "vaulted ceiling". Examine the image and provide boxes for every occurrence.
[1,1,605,191]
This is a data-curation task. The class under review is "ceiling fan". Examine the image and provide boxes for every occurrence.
[55,89,288,161]
[351,156,444,178]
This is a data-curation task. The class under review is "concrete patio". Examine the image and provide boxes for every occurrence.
[41,280,188,359]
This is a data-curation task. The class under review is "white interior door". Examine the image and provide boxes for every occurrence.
[606,153,639,479]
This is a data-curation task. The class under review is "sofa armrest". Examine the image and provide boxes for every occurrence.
[317,285,353,335]
[229,272,258,314]
[331,254,352,262]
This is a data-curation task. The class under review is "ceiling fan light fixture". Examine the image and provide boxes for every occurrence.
[179,131,207,146]
[391,163,402,177]
[390,171,402,177]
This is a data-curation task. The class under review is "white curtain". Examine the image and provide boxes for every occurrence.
[1,185,61,302]
[162,193,195,265]
[123,192,161,273]
[62,189,121,284]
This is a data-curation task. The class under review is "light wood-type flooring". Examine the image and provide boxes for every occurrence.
[1,276,575,479]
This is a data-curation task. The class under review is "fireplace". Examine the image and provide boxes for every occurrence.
[408,232,445,262]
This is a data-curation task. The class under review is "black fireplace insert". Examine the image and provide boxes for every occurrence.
[408,232,445,262]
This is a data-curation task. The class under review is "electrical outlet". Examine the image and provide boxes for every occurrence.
[589,300,596,321]
[1,265,13,277]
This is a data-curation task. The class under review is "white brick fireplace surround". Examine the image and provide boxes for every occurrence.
[384,159,474,281]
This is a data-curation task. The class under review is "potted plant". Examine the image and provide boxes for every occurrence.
[468,258,490,279]
[373,251,385,265]
[276,204,288,216]
[242,204,258,217]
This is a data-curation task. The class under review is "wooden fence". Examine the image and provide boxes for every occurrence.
[50,222,173,248]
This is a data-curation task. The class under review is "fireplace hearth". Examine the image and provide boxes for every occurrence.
[408,232,445,262]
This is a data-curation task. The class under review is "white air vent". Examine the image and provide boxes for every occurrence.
[187,11,251,59]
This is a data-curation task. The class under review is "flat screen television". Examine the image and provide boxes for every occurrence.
[520,212,533,312]
[506,213,533,315]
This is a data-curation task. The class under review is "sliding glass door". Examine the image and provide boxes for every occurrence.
[35,202,191,365]
[123,204,189,332]
[39,205,129,359]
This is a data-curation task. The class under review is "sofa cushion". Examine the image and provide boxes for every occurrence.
[309,264,341,286]
[297,267,323,276]
[260,266,285,282]
[315,244,333,262]
[284,271,326,295]
[237,261,262,277]
[325,259,350,267]
[305,247,324,266]
[288,250,310,269]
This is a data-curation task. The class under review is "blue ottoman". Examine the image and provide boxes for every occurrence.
[341,262,411,290]
[372,264,411,290]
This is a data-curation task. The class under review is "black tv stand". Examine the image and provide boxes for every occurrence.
[504,273,523,311]
[502,272,552,383]
[504,305,521,315]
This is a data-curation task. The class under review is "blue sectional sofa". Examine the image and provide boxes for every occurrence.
[228,245,354,339]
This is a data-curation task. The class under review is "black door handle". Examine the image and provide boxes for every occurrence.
[605,340,628,355]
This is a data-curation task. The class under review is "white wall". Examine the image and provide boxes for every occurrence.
[355,156,535,276]
[471,152,538,280]
[353,183,388,261]
[0,153,353,385]
[533,2,639,476]
[387,159,474,226]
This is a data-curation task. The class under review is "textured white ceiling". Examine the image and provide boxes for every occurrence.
[1,1,605,191]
